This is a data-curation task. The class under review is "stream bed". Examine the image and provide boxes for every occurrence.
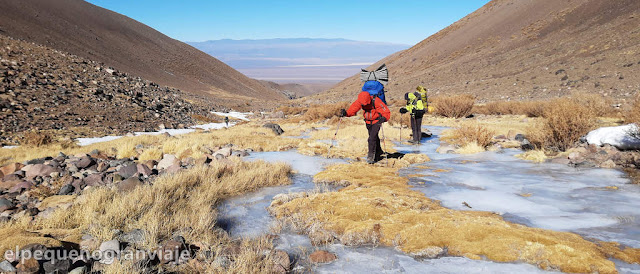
[218,126,640,273]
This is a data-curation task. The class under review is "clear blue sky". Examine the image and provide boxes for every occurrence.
[86,0,491,45]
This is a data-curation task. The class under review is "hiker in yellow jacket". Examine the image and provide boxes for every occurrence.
[399,91,425,144]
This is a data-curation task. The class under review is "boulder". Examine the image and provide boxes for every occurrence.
[214,147,233,158]
[43,259,70,274]
[74,156,96,169]
[136,164,153,177]
[8,181,34,194]
[520,139,534,150]
[83,173,105,187]
[231,150,249,157]
[271,250,290,273]
[0,198,14,212]
[58,184,75,195]
[308,250,337,264]
[0,260,17,273]
[79,235,99,251]
[412,246,447,259]
[96,162,109,172]
[157,154,179,170]
[142,160,157,170]
[118,177,143,192]
[16,257,40,274]
[118,164,138,179]
[25,164,61,179]
[0,179,23,191]
[119,229,146,245]
[165,164,182,174]
[99,240,120,264]
[263,123,285,135]
[515,134,526,142]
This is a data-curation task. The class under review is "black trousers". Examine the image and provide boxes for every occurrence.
[411,116,423,142]
[366,122,383,161]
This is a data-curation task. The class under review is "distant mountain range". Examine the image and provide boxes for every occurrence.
[188,38,410,83]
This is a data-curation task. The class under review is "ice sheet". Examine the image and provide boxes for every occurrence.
[245,150,345,176]
[405,126,640,247]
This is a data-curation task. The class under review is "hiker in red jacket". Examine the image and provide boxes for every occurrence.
[339,91,391,164]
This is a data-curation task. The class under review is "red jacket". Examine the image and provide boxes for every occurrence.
[346,92,391,124]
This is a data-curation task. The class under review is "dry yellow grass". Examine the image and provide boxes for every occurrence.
[0,122,300,166]
[270,162,640,273]
[516,150,548,163]
[0,159,292,273]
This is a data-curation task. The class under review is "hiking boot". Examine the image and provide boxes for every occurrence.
[367,158,376,164]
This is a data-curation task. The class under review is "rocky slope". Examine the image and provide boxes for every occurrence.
[0,0,285,103]
[0,34,214,145]
[329,0,640,104]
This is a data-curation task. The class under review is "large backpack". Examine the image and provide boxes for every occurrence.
[362,80,387,105]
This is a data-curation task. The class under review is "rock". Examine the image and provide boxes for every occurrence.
[43,259,70,274]
[99,240,120,264]
[195,157,210,166]
[0,198,15,212]
[58,184,75,195]
[16,257,40,274]
[142,160,157,170]
[0,260,17,273]
[136,164,153,177]
[118,164,138,179]
[83,173,105,187]
[25,158,46,165]
[600,160,617,169]
[0,179,22,191]
[214,147,232,158]
[515,134,526,142]
[165,164,182,174]
[25,164,61,179]
[118,177,143,192]
[119,229,146,245]
[157,154,179,170]
[96,162,109,172]
[231,150,249,157]
[308,250,337,264]
[421,131,432,138]
[412,246,447,259]
[79,235,99,251]
[271,250,290,272]
[520,139,534,150]
[74,156,95,169]
[159,240,185,264]
[263,123,284,135]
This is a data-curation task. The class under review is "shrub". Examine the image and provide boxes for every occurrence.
[473,101,545,117]
[433,94,475,118]
[446,123,495,148]
[301,102,350,122]
[571,93,614,117]
[21,131,53,147]
[540,98,596,151]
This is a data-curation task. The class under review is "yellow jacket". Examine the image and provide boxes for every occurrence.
[404,92,425,115]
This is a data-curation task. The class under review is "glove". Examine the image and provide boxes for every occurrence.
[338,109,347,117]
[399,108,408,114]
[377,116,387,123]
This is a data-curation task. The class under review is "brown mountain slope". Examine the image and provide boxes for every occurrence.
[329,0,640,104]
[0,0,285,104]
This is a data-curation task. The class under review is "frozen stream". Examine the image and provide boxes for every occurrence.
[217,127,640,273]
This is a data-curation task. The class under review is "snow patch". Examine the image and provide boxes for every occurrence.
[1,145,19,149]
[585,124,640,150]
[211,111,251,121]
[76,122,233,146]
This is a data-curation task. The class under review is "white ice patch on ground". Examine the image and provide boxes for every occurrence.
[211,111,251,121]
[76,135,124,146]
[586,124,640,150]
[401,126,640,248]
[75,122,233,146]
[245,150,345,176]
[1,146,19,149]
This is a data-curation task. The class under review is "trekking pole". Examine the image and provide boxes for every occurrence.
[399,113,403,143]
[381,122,389,167]
[327,117,342,158]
